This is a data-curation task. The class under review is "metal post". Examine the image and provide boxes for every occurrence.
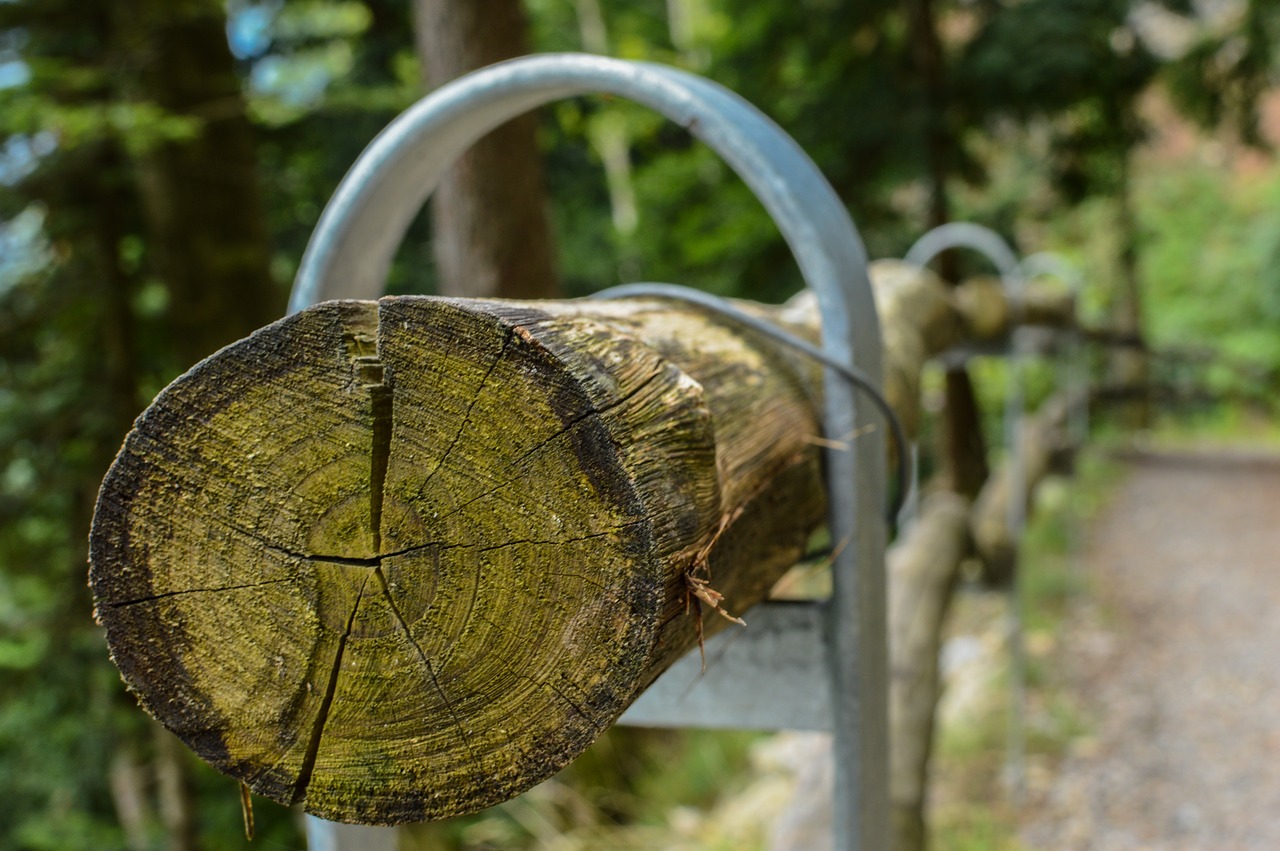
[898,442,922,530]
[903,222,1030,800]
[1018,252,1089,576]
[289,54,888,850]
[1018,252,1088,449]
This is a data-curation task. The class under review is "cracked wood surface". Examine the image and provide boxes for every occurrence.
[89,294,827,824]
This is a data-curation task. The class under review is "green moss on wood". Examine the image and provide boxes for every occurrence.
[90,294,829,824]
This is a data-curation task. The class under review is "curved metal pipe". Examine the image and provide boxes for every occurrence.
[289,53,888,850]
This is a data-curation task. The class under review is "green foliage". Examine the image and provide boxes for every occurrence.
[958,0,1158,202]
[1136,157,1280,402]
[233,0,423,290]
[1160,0,1280,147]
[538,0,1008,300]
[0,0,298,845]
[400,728,762,849]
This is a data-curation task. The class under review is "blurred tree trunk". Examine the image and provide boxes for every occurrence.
[113,0,280,368]
[1110,154,1150,427]
[575,0,639,243]
[412,0,560,299]
[109,744,151,851]
[91,143,166,850]
[91,142,143,437]
[940,367,990,498]
[907,0,990,498]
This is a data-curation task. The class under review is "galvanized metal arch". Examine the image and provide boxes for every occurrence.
[1018,251,1084,296]
[905,221,1033,798]
[289,54,882,381]
[289,53,888,850]
[903,221,1023,294]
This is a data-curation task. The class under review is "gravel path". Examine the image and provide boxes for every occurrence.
[1021,449,1280,850]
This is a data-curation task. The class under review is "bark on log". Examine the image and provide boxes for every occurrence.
[90,294,828,824]
[887,491,971,851]
[88,260,1072,825]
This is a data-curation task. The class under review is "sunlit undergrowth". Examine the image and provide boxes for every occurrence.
[928,449,1122,851]
[401,728,767,850]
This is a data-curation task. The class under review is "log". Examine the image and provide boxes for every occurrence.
[90,294,830,824]
[887,491,972,851]
[88,261,1072,825]
[950,274,1076,340]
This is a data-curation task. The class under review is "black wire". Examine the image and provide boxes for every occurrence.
[591,283,913,526]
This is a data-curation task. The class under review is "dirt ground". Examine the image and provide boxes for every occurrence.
[1020,449,1280,850]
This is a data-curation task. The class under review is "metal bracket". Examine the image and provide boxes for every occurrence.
[289,53,888,851]
[902,234,1089,808]
[1019,251,1089,452]
[903,222,1032,798]
[1018,252,1090,587]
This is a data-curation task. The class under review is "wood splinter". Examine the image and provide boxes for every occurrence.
[683,505,748,672]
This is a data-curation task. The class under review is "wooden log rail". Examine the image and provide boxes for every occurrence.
[887,383,1083,849]
[88,260,1077,827]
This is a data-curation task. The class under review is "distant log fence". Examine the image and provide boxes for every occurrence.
[864,257,1084,850]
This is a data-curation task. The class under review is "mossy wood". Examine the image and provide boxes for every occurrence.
[887,492,971,851]
[89,261,1070,825]
[90,293,829,825]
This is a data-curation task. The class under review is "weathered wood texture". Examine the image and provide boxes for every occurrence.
[887,492,972,851]
[89,260,1075,825]
[90,294,827,824]
[789,262,1075,442]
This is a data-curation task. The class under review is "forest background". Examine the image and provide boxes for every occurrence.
[2,0,1279,848]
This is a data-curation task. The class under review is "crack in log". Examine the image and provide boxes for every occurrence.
[268,540,441,567]
[411,329,514,505]
[542,679,590,721]
[102,578,294,609]
[475,527,641,553]
[292,573,369,802]
[347,314,392,554]
[474,614,590,721]
[547,571,611,594]
[372,566,482,774]
[367,373,393,556]
[427,368,665,528]
[258,524,645,570]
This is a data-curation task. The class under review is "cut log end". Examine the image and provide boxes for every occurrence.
[89,296,722,824]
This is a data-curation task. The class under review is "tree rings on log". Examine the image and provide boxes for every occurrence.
[90,295,827,824]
